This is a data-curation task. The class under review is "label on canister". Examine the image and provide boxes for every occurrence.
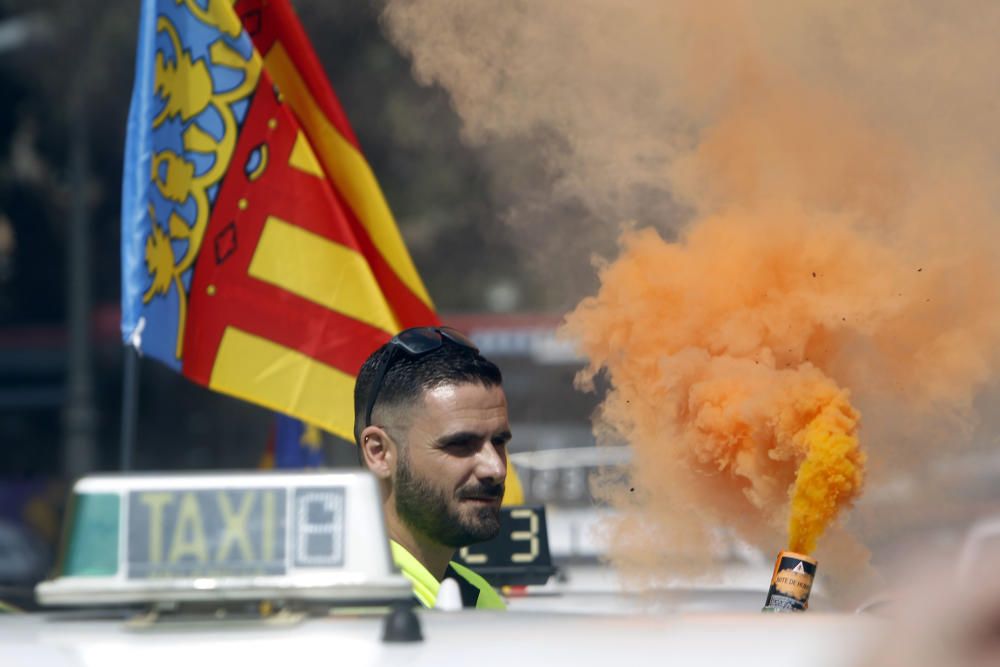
[762,551,817,612]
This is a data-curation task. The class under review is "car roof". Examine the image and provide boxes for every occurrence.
[0,607,878,667]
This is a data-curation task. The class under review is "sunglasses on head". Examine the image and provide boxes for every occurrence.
[363,326,479,428]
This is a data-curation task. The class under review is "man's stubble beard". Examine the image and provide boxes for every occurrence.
[394,446,503,549]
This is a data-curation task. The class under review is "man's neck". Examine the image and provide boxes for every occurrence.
[384,506,455,581]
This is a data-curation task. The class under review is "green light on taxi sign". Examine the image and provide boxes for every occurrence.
[62,493,120,577]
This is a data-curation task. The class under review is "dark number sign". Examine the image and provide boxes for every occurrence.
[453,505,556,586]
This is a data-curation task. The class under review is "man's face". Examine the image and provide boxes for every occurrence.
[392,382,511,549]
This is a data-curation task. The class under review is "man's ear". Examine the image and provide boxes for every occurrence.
[359,425,395,479]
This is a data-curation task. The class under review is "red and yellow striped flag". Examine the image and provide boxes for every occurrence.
[122,0,437,441]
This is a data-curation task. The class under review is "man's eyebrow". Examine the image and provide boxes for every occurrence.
[494,430,513,444]
[436,430,512,446]
[436,431,482,447]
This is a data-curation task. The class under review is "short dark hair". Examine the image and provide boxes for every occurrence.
[353,337,503,445]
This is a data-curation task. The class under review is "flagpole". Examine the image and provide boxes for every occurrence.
[63,76,97,478]
[119,344,139,471]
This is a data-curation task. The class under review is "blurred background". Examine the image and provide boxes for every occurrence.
[0,0,608,601]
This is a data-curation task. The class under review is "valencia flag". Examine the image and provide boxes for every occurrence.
[121,0,437,441]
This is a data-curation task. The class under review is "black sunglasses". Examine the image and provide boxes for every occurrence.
[362,326,479,428]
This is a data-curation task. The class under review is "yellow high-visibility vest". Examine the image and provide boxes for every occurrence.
[390,540,506,610]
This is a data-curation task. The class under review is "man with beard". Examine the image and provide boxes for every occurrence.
[354,327,509,609]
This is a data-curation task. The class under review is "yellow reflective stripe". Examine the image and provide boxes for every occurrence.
[390,540,507,610]
[209,327,355,440]
[264,43,434,310]
[248,216,399,334]
[390,540,437,608]
[448,561,507,610]
[0,600,21,614]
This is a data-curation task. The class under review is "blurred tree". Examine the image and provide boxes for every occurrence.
[0,0,137,325]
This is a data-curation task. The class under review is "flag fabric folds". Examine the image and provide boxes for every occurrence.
[121,0,438,441]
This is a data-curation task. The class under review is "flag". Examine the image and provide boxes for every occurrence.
[120,0,438,441]
[260,413,325,469]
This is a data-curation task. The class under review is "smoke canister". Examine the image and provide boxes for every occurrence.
[762,551,817,612]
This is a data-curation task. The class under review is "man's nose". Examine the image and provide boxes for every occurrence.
[475,442,506,484]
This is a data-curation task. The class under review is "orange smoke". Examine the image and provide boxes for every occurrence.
[383,0,1000,580]
[563,55,1000,566]
[564,205,877,557]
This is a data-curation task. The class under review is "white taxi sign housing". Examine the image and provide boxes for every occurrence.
[36,472,411,606]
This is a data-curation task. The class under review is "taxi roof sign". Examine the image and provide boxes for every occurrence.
[37,472,412,607]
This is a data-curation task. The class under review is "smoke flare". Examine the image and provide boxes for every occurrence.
[788,397,864,555]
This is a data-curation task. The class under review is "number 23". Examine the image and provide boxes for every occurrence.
[459,508,539,564]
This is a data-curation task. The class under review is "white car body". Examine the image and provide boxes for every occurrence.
[0,470,888,667]
[0,606,880,667]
